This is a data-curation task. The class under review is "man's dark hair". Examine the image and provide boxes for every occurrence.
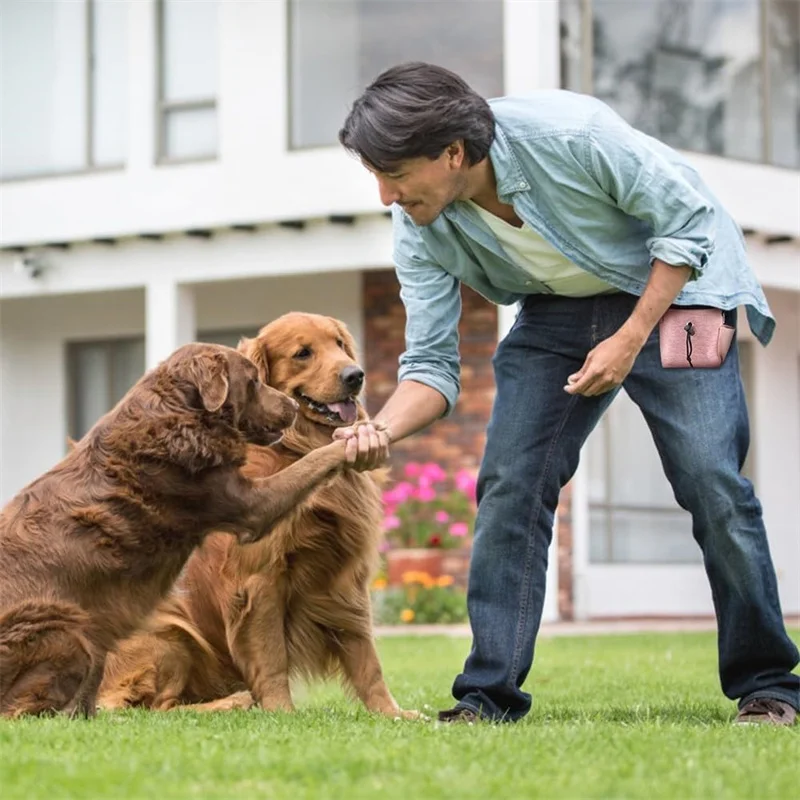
[339,62,495,172]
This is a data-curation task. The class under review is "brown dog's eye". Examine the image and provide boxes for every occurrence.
[336,338,345,350]
[294,347,312,360]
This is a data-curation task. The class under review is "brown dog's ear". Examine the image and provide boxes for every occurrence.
[189,352,229,412]
[334,321,358,361]
[238,336,269,384]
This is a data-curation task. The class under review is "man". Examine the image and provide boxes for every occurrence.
[335,62,799,726]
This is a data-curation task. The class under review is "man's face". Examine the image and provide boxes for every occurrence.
[367,145,467,226]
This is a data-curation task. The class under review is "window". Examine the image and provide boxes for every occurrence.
[586,341,756,564]
[289,0,504,149]
[157,0,219,162]
[560,0,800,168]
[0,0,127,180]
[67,338,145,442]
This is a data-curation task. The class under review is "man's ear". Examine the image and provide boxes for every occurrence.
[189,352,230,412]
[238,336,269,384]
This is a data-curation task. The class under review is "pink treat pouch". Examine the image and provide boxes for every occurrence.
[659,306,735,369]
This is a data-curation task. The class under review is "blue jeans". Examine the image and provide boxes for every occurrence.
[452,293,800,720]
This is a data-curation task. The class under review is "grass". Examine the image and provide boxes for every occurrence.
[0,631,797,800]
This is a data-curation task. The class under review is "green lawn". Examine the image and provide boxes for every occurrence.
[1,631,797,800]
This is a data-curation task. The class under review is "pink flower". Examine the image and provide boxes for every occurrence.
[421,462,447,482]
[449,522,469,537]
[416,486,437,502]
[435,510,450,523]
[394,482,415,502]
[455,469,477,502]
[418,474,433,489]
[379,540,392,553]
[383,515,401,531]
[403,463,422,478]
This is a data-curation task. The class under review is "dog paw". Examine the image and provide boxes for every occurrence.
[393,708,429,721]
[216,691,256,711]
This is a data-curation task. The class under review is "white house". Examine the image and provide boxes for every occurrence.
[1,0,798,622]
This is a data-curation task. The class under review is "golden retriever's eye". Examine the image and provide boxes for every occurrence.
[294,346,312,360]
[336,338,345,350]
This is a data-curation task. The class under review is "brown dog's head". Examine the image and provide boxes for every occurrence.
[166,343,298,447]
[238,313,366,435]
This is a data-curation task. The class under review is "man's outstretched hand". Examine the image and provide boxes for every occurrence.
[332,420,391,471]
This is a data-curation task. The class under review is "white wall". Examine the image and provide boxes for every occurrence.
[750,288,800,613]
[0,264,362,503]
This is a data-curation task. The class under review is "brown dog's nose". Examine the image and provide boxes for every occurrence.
[340,366,365,393]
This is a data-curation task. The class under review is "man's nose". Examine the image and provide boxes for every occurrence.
[376,176,400,207]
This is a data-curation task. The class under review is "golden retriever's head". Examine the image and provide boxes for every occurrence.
[238,313,366,431]
[166,343,298,447]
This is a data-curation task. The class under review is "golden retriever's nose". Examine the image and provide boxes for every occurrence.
[340,366,365,393]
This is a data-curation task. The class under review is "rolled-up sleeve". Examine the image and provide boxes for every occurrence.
[393,210,462,414]
[586,107,716,277]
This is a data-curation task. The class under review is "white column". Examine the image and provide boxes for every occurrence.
[126,0,157,173]
[504,0,561,94]
[145,280,196,369]
[497,303,561,621]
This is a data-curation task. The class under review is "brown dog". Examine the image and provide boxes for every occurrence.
[99,313,416,718]
[0,342,350,718]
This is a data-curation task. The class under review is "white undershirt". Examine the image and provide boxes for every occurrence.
[468,200,619,297]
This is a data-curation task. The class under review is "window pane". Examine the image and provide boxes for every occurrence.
[69,338,144,441]
[769,0,800,168]
[290,0,504,148]
[92,0,128,166]
[559,0,585,93]
[586,388,698,564]
[592,0,762,161]
[592,509,697,564]
[109,339,145,405]
[71,343,111,441]
[162,0,218,103]
[164,106,217,160]
[0,0,87,179]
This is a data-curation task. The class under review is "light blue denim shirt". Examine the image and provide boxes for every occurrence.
[393,91,775,412]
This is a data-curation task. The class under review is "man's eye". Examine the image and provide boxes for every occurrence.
[294,347,312,360]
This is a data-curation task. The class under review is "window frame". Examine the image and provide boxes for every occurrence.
[155,0,219,166]
[0,0,126,183]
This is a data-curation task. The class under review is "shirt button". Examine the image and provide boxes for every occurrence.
[518,182,527,189]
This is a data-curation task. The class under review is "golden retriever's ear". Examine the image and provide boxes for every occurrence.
[238,336,269,384]
[189,352,229,412]
[334,321,358,360]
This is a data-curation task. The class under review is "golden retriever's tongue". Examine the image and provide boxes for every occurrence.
[327,400,357,424]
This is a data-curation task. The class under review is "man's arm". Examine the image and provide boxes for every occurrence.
[336,211,463,468]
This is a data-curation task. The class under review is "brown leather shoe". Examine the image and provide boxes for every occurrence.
[734,698,797,726]
[437,707,479,724]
